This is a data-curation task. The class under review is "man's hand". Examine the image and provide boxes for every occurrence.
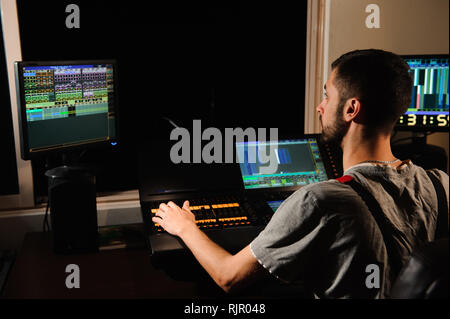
[152,200,196,236]
[152,200,266,293]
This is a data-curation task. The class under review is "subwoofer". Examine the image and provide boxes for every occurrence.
[46,165,98,254]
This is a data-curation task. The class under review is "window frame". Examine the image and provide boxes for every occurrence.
[304,0,329,134]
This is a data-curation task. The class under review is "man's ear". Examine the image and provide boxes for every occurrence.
[343,98,362,123]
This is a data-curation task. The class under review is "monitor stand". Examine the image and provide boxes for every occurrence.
[392,133,448,172]
[44,149,96,180]
[44,160,98,254]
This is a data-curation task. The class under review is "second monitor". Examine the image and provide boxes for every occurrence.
[397,55,449,131]
[14,60,119,160]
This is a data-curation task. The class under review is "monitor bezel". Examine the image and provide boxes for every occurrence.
[396,54,449,132]
[236,133,336,194]
[14,59,120,160]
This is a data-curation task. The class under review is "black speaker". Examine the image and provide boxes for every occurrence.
[46,166,98,254]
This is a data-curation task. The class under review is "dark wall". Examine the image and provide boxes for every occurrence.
[16,1,307,198]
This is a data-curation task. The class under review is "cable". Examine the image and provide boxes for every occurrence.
[43,199,50,232]
[73,149,87,164]
[162,116,179,128]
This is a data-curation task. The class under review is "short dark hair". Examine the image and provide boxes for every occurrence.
[331,49,413,135]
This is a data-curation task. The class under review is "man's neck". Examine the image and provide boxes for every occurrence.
[341,127,397,172]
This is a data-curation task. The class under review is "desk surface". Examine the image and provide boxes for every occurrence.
[3,232,310,299]
[2,232,224,299]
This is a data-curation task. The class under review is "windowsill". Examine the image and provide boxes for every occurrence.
[96,189,140,203]
[0,190,144,250]
[0,189,141,217]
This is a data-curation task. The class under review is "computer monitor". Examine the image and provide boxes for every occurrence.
[14,60,119,160]
[235,138,329,190]
[396,55,449,131]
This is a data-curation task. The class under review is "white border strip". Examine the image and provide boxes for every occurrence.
[304,0,331,134]
[304,0,317,134]
[322,0,331,102]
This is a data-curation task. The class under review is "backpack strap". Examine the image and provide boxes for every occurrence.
[425,171,449,240]
[337,175,404,278]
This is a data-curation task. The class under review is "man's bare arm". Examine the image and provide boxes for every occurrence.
[153,201,267,293]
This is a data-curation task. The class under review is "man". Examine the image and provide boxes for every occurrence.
[153,49,449,298]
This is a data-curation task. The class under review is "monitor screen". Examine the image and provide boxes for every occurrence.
[267,200,284,212]
[397,55,449,131]
[14,60,118,159]
[236,138,328,189]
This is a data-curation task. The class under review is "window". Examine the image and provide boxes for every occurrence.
[0,8,19,197]
[3,0,314,209]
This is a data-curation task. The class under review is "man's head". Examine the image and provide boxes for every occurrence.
[317,49,413,146]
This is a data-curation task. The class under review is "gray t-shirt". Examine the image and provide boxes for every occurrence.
[250,160,449,299]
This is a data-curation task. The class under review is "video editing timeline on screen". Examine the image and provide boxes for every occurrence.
[23,64,113,121]
[398,56,449,129]
[236,139,328,189]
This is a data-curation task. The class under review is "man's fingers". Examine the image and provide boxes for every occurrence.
[159,203,168,212]
[155,209,166,219]
[182,200,190,210]
[167,201,178,209]
[152,217,162,224]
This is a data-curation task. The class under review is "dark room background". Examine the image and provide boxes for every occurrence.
[16,0,307,201]
[0,11,19,196]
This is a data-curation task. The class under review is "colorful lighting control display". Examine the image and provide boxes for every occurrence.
[236,139,328,189]
[398,56,449,130]
[15,61,118,157]
[23,64,114,122]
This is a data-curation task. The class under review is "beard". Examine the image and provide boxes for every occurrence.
[319,101,349,148]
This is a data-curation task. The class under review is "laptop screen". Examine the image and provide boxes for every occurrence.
[236,138,328,189]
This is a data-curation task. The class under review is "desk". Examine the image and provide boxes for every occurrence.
[3,231,311,300]
[3,232,311,300]
[2,231,225,299]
